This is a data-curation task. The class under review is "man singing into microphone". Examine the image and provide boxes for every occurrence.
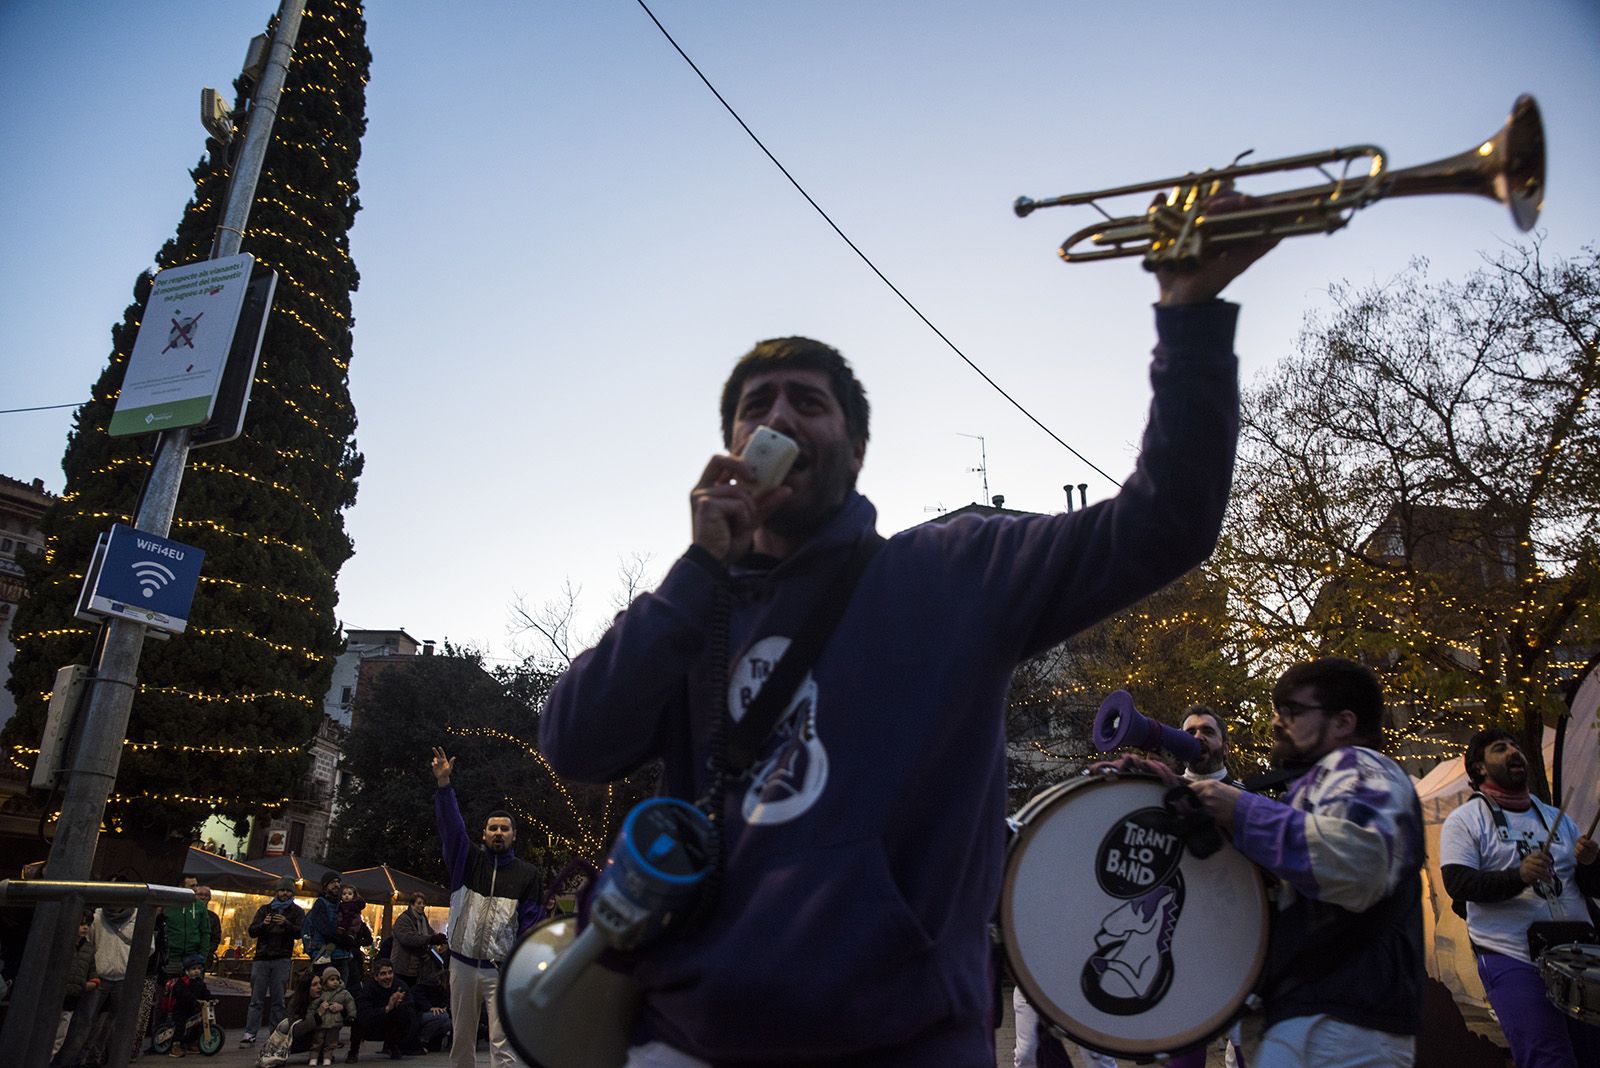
[541,219,1276,1066]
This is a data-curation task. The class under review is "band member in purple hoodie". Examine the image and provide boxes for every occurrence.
[431,748,542,1068]
[540,210,1276,1066]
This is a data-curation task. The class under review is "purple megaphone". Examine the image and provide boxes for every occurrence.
[1093,690,1202,763]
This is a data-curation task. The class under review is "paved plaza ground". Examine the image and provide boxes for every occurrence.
[154,977,1507,1068]
[155,984,1227,1068]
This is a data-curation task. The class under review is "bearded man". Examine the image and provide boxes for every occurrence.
[1440,727,1600,1067]
[430,747,542,1068]
[1188,657,1425,1067]
[542,214,1279,1066]
[1180,705,1241,787]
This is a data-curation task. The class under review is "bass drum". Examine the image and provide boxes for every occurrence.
[498,915,642,1068]
[1001,772,1268,1058]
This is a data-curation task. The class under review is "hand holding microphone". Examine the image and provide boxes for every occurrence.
[691,427,798,563]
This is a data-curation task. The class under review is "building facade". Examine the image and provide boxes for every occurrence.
[246,627,432,860]
[0,475,56,733]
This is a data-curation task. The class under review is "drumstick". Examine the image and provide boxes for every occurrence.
[1585,803,1600,841]
[1540,788,1570,854]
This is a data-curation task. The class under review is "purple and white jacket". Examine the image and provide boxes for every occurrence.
[1231,745,1426,1035]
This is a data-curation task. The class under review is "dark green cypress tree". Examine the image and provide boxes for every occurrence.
[3,0,369,840]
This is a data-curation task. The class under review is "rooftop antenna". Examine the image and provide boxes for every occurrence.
[957,433,989,507]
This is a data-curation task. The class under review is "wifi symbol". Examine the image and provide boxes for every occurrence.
[132,561,177,599]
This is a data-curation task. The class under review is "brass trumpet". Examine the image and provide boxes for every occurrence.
[1015,95,1544,266]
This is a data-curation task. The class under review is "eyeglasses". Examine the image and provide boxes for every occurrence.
[1273,700,1335,723]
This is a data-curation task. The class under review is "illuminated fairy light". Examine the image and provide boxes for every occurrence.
[13,739,303,758]
[107,791,293,807]
[445,724,589,830]
[12,627,94,643]
[504,800,598,857]
[254,384,352,441]
[138,685,318,708]
[168,517,309,555]
[198,574,317,605]
[185,627,326,663]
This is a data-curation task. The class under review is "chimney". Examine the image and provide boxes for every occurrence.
[1078,484,1089,510]
[991,494,1005,509]
[423,640,435,656]
[1063,485,1074,513]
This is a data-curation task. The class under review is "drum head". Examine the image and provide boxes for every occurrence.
[1002,774,1268,1057]
[498,916,642,1068]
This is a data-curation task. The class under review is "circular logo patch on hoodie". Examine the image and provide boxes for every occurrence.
[728,635,830,825]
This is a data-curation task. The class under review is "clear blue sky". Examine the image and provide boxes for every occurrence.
[2,1,1597,661]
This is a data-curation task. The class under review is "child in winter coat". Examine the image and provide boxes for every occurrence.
[164,955,213,1056]
[335,887,366,944]
[308,966,356,1066]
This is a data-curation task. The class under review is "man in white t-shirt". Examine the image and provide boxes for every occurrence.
[1439,727,1600,1067]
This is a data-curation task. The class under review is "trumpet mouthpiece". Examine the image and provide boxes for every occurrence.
[1013,196,1037,218]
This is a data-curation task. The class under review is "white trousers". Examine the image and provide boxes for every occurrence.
[448,957,521,1068]
[1253,1014,1414,1068]
[1011,987,1118,1068]
[622,1041,711,1068]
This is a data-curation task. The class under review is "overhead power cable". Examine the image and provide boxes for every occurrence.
[0,402,83,415]
[632,0,1121,489]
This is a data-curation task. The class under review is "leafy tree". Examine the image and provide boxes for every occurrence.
[3,0,370,838]
[328,648,653,885]
[1004,567,1269,804]
[1218,242,1600,795]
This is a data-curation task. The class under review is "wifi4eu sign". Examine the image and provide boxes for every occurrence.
[80,523,205,634]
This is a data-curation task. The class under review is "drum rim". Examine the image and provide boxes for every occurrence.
[1538,941,1600,1025]
[1000,772,1270,1056]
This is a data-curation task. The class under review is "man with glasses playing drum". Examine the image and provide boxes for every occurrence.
[1439,727,1600,1067]
[1188,657,1426,1068]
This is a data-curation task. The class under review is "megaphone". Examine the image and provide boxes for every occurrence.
[499,797,714,1068]
[1092,690,1202,764]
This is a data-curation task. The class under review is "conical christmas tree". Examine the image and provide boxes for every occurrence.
[4,0,370,841]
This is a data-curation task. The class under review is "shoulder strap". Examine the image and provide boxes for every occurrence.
[1526,795,1562,842]
[1470,791,1512,840]
[724,533,884,773]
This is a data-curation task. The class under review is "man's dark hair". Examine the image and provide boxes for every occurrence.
[485,809,515,830]
[373,957,394,972]
[1273,657,1386,745]
[719,337,870,447]
[1463,727,1519,788]
[1182,705,1227,747]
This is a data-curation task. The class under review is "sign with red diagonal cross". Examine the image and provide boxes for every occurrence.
[110,253,254,437]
